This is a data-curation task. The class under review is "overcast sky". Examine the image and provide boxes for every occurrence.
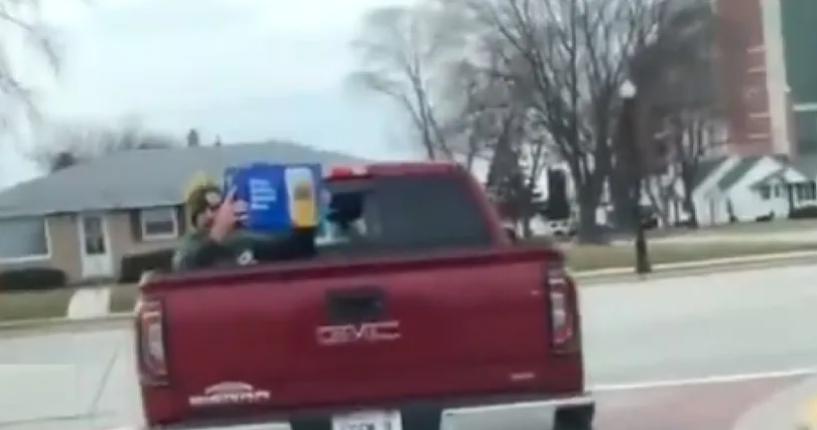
[0,0,420,188]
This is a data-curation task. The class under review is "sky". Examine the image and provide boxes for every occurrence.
[0,0,421,188]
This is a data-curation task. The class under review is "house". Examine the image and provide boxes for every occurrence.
[0,142,365,282]
[749,155,817,212]
[693,154,817,225]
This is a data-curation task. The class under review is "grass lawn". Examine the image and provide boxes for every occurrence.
[564,241,817,271]
[651,219,817,238]
[109,283,139,314]
[0,288,75,321]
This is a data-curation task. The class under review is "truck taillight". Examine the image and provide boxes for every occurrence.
[545,264,576,353]
[136,298,169,385]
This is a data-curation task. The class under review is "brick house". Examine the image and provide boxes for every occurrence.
[0,142,363,282]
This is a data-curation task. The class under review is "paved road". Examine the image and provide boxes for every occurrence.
[2,264,817,429]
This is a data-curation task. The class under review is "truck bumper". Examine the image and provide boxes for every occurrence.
[135,393,595,430]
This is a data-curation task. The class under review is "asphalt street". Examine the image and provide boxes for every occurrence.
[2,264,817,429]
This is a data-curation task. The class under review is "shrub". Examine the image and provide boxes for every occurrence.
[755,213,774,222]
[0,267,67,292]
[789,206,817,219]
[119,248,174,283]
[673,219,696,228]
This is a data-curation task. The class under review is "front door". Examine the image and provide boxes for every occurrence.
[78,213,113,279]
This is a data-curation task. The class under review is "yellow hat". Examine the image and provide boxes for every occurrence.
[183,173,222,225]
[183,172,218,205]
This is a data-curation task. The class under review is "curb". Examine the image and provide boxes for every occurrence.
[572,250,817,279]
[1,250,815,335]
[572,250,817,283]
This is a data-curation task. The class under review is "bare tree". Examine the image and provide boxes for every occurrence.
[436,54,530,169]
[440,0,655,241]
[431,61,492,169]
[432,0,744,239]
[30,120,182,172]
[349,4,474,161]
[625,0,748,228]
[0,0,61,133]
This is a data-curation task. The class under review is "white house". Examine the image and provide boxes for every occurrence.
[479,151,817,232]
[750,155,817,214]
[694,154,817,225]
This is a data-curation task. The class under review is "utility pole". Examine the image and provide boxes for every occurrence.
[619,80,651,274]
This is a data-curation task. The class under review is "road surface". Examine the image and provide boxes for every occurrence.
[2,264,817,429]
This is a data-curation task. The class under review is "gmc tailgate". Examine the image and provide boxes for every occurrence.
[138,248,582,422]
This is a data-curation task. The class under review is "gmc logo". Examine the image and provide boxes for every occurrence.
[316,320,401,345]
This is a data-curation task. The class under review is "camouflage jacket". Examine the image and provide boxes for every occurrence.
[172,229,275,271]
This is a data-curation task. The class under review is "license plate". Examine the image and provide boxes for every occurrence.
[331,410,402,430]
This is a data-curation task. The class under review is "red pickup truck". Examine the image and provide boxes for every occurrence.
[135,162,594,430]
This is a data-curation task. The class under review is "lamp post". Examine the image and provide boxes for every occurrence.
[619,79,651,274]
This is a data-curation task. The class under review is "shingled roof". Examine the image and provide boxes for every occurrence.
[0,141,366,218]
[692,155,727,189]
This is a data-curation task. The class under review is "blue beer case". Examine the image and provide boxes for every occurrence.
[223,163,323,234]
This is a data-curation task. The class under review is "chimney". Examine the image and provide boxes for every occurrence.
[187,128,200,147]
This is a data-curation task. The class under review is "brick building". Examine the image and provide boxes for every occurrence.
[716,0,792,157]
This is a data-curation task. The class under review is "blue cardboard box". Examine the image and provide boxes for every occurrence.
[225,163,322,233]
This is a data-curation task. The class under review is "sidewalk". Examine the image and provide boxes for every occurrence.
[67,288,111,320]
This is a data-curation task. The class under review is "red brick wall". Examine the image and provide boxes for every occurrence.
[715,0,774,155]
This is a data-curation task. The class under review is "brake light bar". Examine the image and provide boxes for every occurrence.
[327,165,368,179]
[545,263,576,353]
[136,298,169,385]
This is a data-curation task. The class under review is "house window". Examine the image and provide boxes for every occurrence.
[139,208,178,240]
[796,181,817,201]
[773,185,781,198]
[0,217,49,261]
[758,185,771,200]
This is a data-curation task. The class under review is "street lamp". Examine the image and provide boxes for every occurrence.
[618,79,651,274]
[619,80,636,99]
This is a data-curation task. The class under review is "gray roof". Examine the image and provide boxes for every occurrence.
[748,168,787,189]
[716,156,763,191]
[714,154,789,192]
[692,156,727,189]
[0,141,367,218]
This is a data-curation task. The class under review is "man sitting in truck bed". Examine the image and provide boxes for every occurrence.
[173,176,314,271]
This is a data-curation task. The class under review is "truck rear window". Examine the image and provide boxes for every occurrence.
[319,172,492,252]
